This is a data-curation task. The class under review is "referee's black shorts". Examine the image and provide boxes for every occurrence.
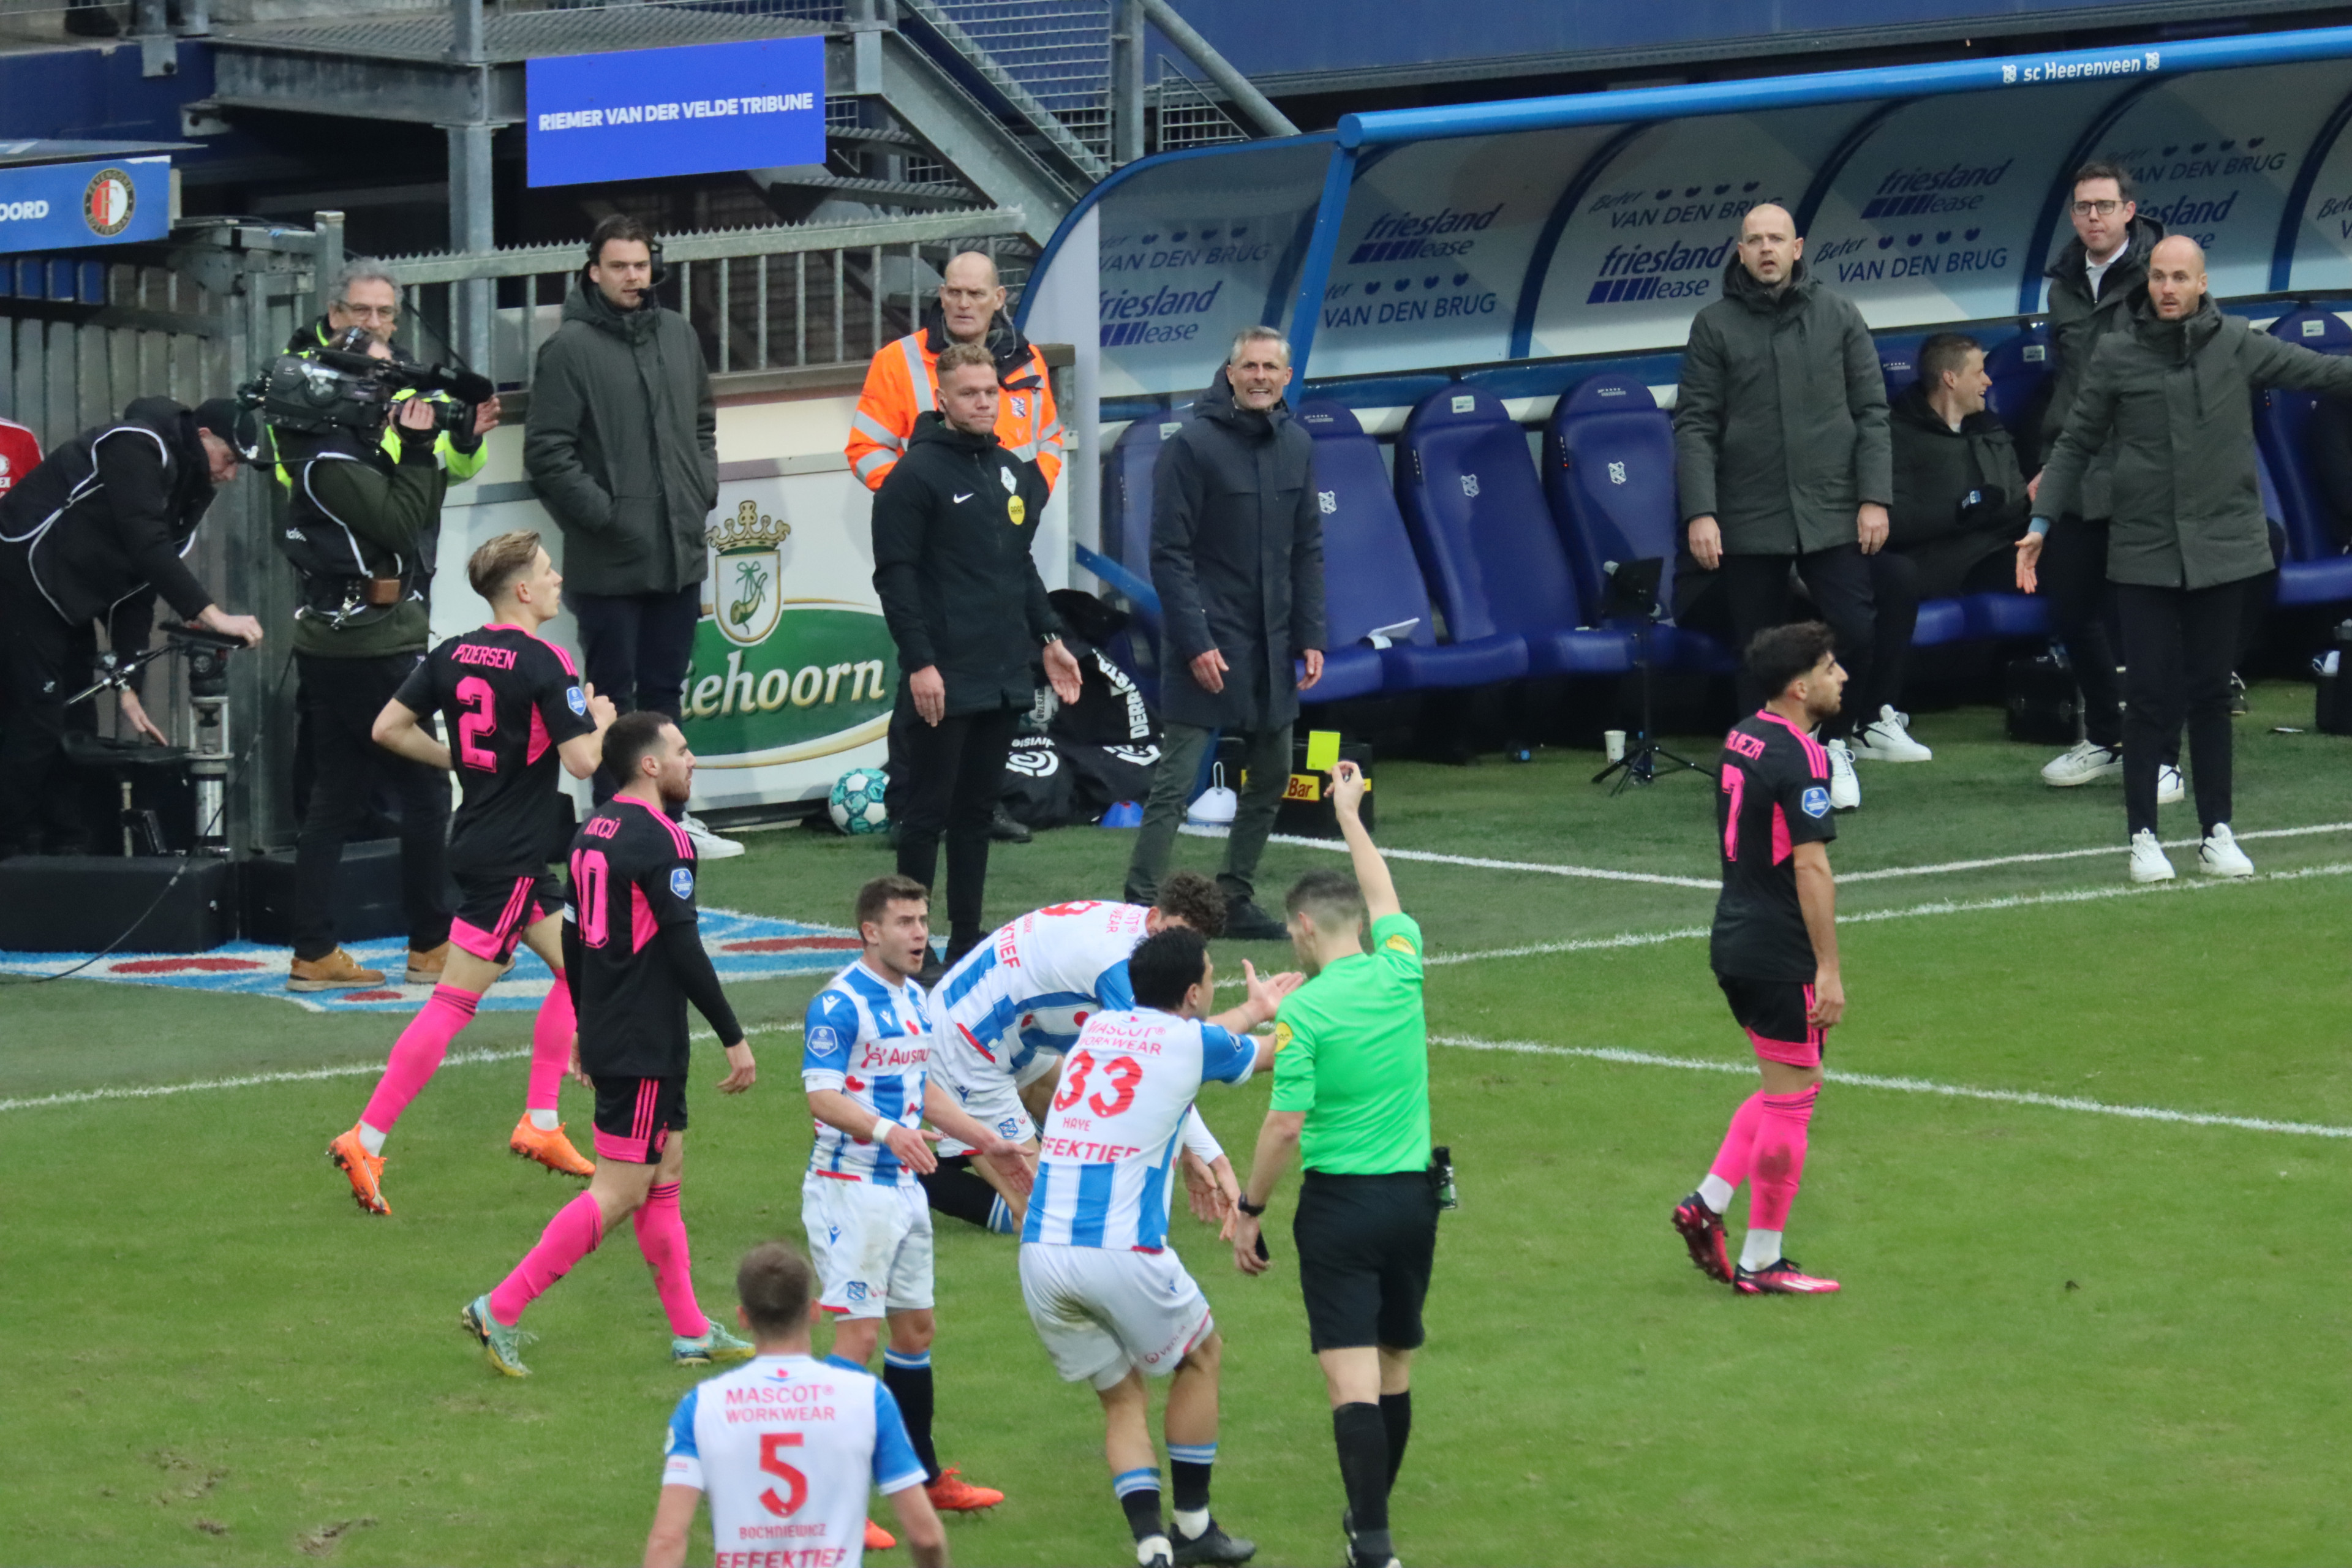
[1293,1169,1440,1354]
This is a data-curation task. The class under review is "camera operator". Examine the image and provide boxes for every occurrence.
[275,335,484,992]
[284,260,500,485]
[0,396,261,858]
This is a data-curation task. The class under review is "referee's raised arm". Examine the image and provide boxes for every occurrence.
[1231,758,1437,1568]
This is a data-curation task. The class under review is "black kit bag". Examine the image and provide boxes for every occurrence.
[1000,742,1076,829]
[2005,649,2083,746]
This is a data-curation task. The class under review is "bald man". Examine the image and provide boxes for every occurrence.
[2030,235,2352,881]
[1673,203,1909,812]
[847,251,1065,494]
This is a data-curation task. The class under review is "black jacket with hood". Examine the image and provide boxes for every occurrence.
[2039,212,2165,518]
[1148,373,1326,732]
[0,397,217,652]
[1887,380,2030,598]
[524,279,718,597]
[870,412,1061,717]
[1672,258,1891,556]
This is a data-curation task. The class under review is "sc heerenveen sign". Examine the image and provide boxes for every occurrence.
[526,36,824,187]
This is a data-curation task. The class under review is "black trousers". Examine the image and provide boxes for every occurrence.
[2114,581,2244,838]
[892,692,1019,956]
[292,652,451,962]
[0,562,90,854]
[2041,516,2127,751]
[570,584,701,801]
[1697,545,1898,738]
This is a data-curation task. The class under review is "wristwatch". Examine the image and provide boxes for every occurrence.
[1235,1196,1268,1218]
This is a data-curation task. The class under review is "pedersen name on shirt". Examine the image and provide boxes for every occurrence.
[452,643,520,669]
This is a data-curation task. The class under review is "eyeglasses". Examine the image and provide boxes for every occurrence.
[939,287,997,305]
[336,301,399,322]
[2071,199,2124,217]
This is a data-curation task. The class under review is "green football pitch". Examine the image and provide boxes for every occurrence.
[3,685,2347,1567]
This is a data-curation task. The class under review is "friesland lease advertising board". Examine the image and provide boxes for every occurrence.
[1803,88,2094,325]
[2280,97,2352,292]
[1309,129,1619,378]
[1093,138,1334,400]
[1526,106,1855,358]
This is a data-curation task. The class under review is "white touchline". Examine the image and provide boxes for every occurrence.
[1432,1035,2352,1140]
[1262,833,1717,888]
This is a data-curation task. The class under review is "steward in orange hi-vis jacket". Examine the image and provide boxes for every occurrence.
[846,250,1063,492]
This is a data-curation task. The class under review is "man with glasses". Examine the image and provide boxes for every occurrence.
[2019,163,2182,803]
[847,250,1068,849]
[287,260,500,485]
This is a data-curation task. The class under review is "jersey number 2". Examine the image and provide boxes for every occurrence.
[1054,1049,1143,1117]
[758,1431,807,1518]
[456,676,497,771]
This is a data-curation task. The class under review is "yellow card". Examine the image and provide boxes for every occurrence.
[1305,729,1341,772]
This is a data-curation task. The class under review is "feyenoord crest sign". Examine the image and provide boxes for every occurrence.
[81,167,136,239]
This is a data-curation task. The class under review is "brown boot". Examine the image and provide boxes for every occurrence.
[288,948,386,992]
[405,943,450,985]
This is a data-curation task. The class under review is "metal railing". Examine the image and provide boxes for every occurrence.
[1154,57,1246,153]
[1,259,230,451]
[374,209,1034,392]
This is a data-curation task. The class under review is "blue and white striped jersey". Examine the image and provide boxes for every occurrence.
[802,960,933,1187]
[662,1352,925,1568]
[930,901,1152,1085]
[1022,1008,1256,1252]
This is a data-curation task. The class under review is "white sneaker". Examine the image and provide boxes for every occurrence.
[1852,704,1932,761]
[2128,828,2175,883]
[2041,741,2121,786]
[1825,739,1861,810]
[677,812,746,860]
[2198,823,2255,878]
[2156,764,2185,805]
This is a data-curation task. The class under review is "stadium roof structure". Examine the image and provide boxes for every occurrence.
[1017,22,2352,412]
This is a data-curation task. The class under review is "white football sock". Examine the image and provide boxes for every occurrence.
[1136,1534,1171,1566]
[528,1109,560,1131]
[1697,1175,1735,1213]
[1740,1228,1782,1271]
[1174,1507,1210,1538]
[358,1122,388,1157]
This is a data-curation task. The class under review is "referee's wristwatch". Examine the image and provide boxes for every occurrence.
[1235,1195,1268,1218]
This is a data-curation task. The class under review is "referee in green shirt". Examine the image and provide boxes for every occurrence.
[1231,760,1434,1568]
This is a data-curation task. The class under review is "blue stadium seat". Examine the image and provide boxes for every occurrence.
[1982,322,2054,434]
[1101,406,1197,592]
[1539,372,1735,673]
[2255,307,2352,607]
[1294,400,1526,699]
[1395,383,1632,677]
[1876,334,1924,400]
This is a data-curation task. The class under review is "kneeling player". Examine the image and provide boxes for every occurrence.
[462,714,758,1374]
[802,875,1033,1517]
[1020,926,1297,1567]
[329,532,614,1214]
[1673,622,1847,1296]
[925,875,1250,1234]
[645,1242,947,1568]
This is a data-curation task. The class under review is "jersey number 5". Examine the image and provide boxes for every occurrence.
[1053,1049,1144,1117]
[758,1431,807,1518]
[456,675,498,772]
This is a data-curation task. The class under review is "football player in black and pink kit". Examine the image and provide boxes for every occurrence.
[326,531,614,1215]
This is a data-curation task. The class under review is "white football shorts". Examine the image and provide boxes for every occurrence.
[801,1174,935,1319]
[1019,1241,1213,1391]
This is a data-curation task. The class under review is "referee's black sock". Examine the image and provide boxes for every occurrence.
[1379,1389,1412,1494]
[1332,1402,1392,1563]
[881,1351,941,1483]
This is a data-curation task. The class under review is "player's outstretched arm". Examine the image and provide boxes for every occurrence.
[809,1087,941,1173]
[1330,761,1400,921]
[1205,957,1304,1038]
[370,697,451,771]
[641,1484,699,1568]
[888,1483,949,1568]
[1793,840,1844,1027]
[921,1078,1035,1202]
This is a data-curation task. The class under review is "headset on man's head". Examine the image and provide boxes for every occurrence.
[578,232,667,296]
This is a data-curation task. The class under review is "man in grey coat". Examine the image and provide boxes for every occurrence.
[524,214,734,852]
[1121,326,1326,940]
[2029,235,2352,883]
[1674,203,1912,809]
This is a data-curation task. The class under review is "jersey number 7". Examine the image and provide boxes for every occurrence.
[758,1431,807,1518]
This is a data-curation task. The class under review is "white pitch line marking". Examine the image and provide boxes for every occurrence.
[1262,833,1717,888]
[1433,1035,2352,1140]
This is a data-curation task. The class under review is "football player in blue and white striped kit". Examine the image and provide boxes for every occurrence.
[801,874,1031,1519]
[646,1241,946,1568]
[1020,924,1298,1568]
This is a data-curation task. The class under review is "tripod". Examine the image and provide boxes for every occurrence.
[1589,558,1714,795]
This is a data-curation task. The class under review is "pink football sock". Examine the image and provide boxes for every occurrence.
[1707,1091,1766,1189]
[526,974,575,1115]
[1747,1087,1819,1232]
[360,985,482,1135]
[634,1182,707,1337]
[489,1190,605,1327]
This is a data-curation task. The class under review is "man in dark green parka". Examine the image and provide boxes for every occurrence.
[2030,235,2352,881]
